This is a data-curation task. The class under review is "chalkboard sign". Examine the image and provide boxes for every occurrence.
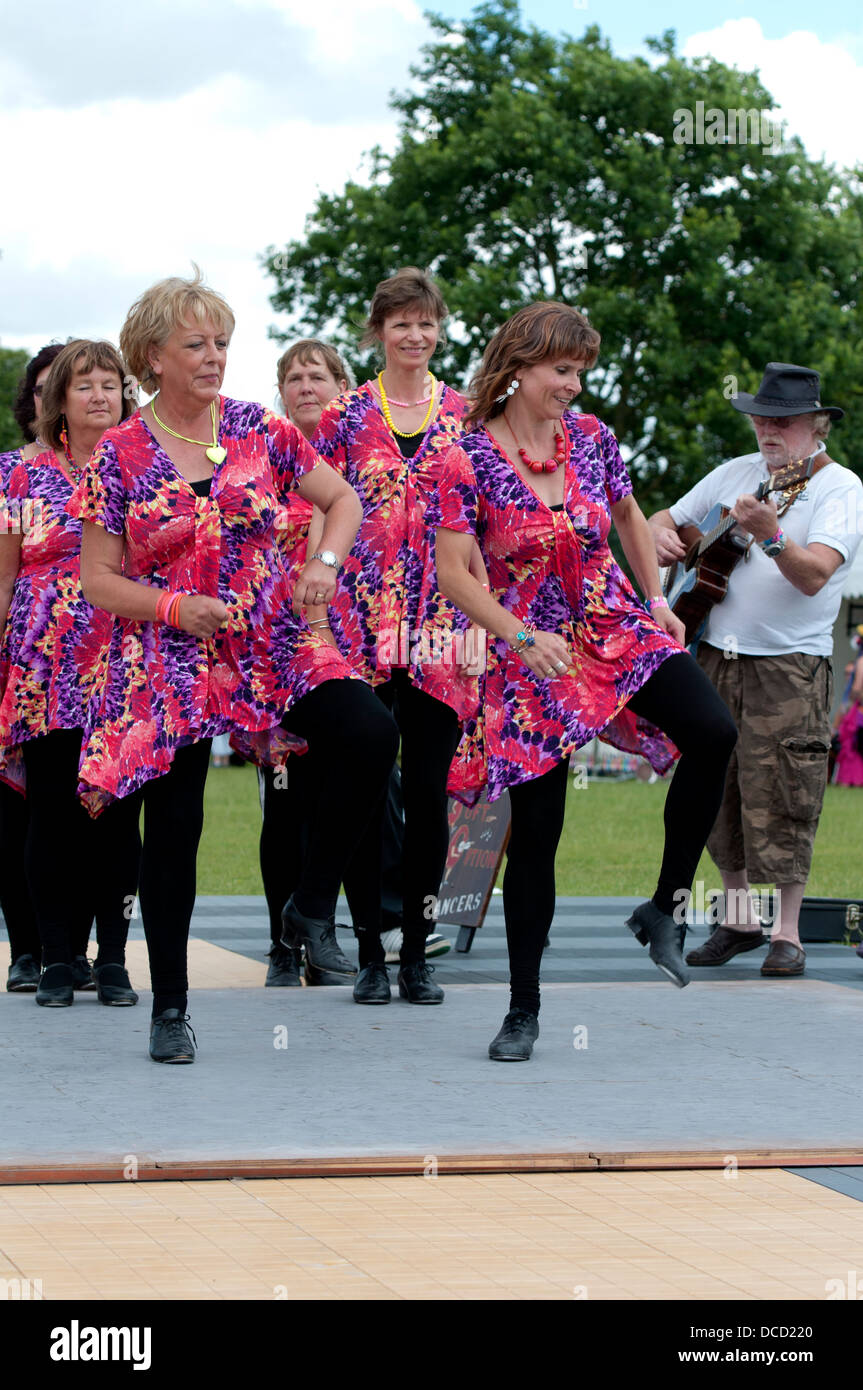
[436,791,511,950]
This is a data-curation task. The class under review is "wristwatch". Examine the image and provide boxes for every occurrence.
[759,530,787,558]
[311,550,340,570]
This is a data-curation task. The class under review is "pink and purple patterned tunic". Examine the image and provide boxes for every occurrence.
[0,447,113,794]
[312,383,478,720]
[435,412,682,802]
[68,398,357,813]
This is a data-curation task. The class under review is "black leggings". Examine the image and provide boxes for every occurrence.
[504,652,737,1014]
[349,670,461,967]
[139,680,396,1016]
[259,763,406,946]
[0,779,42,962]
[21,729,142,968]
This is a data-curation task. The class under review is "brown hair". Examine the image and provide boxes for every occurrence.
[465,302,601,430]
[276,339,351,393]
[120,266,235,396]
[38,339,135,449]
[359,267,448,351]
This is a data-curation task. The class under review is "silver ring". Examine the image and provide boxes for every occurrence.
[555,660,566,670]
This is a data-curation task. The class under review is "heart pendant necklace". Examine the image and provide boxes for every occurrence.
[151,396,226,465]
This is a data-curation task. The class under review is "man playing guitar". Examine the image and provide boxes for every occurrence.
[648,363,862,976]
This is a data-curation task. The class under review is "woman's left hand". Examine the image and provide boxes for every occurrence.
[650,603,686,646]
[293,558,338,614]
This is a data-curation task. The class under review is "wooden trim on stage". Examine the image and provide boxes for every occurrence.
[1,1148,860,1185]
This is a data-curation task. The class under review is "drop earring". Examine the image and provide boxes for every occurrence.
[495,378,520,404]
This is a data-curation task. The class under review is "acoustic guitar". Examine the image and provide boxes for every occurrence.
[663,452,819,643]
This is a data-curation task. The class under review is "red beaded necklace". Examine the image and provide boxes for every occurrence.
[504,413,566,473]
[59,421,83,481]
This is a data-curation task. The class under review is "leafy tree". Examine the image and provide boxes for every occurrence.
[264,0,863,507]
[0,347,29,452]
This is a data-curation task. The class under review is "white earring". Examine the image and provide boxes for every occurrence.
[495,378,520,404]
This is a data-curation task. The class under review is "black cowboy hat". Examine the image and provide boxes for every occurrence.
[730,362,844,421]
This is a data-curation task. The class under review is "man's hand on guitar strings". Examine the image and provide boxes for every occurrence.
[731,493,780,543]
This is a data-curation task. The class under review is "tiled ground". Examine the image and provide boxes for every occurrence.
[1,1169,861,1301]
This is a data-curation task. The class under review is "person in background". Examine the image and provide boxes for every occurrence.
[3,344,98,991]
[649,363,862,977]
[436,301,737,1060]
[312,269,483,1006]
[262,338,450,986]
[0,340,142,1007]
[834,626,863,787]
[73,271,397,1062]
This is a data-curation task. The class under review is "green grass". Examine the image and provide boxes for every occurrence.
[197,764,863,899]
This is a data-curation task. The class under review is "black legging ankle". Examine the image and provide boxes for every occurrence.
[502,651,736,1014]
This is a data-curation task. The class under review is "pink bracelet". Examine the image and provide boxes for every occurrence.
[155,590,184,626]
[646,595,669,611]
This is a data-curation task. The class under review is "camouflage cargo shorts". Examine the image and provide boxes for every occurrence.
[696,644,833,885]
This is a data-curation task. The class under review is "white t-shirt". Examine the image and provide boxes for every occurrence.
[669,452,863,656]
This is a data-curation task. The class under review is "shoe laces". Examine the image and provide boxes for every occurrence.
[157,1013,197,1048]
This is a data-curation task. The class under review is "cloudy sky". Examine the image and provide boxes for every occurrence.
[1,0,861,404]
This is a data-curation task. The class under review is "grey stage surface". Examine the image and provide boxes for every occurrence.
[2,897,862,1169]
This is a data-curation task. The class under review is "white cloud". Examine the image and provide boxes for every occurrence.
[681,18,863,170]
[0,0,433,402]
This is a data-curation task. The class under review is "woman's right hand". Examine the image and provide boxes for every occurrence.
[513,630,572,681]
[177,595,229,638]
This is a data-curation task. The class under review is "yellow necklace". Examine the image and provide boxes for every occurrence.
[377,372,437,438]
[150,396,226,464]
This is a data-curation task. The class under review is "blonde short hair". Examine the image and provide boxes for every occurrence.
[120,266,235,396]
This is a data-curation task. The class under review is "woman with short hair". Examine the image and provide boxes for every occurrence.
[435,301,737,1060]
[311,267,483,1005]
[74,272,398,1061]
[0,339,141,1007]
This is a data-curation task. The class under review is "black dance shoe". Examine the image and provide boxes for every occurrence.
[304,958,353,986]
[35,963,75,1007]
[265,943,303,987]
[626,900,690,988]
[353,962,391,1004]
[397,961,444,1004]
[149,1010,197,1064]
[488,1009,539,1061]
[70,955,96,990]
[281,898,356,978]
[6,954,40,992]
[93,963,139,1006]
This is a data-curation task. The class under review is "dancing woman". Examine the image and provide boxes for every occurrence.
[311,268,484,1004]
[73,272,397,1062]
[435,302,737,1060]
[0,340,141,1007]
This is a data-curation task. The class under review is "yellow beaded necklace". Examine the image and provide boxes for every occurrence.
[377,372,437,438]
